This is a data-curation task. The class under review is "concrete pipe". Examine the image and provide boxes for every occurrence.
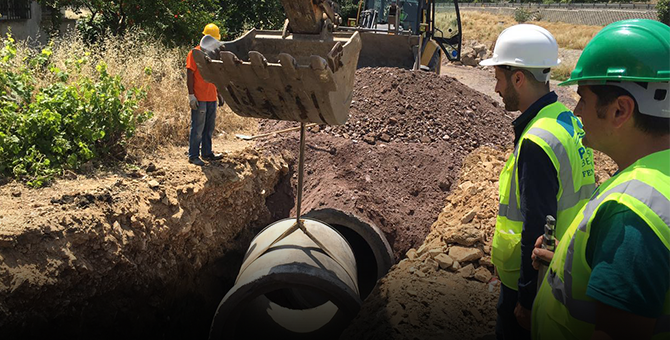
[304,208,394,299]
[209,217,362,340]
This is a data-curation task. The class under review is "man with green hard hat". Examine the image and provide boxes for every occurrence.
[531,19,670,340]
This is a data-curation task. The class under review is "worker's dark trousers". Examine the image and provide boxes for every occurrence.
[188,101,217,159]
[495,283,531,340]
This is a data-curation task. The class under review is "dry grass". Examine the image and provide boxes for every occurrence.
[21,30,256,157]
[552,61,576,82]
[461,11,602,50]
[460,12,516,48]
[533,21,602,51]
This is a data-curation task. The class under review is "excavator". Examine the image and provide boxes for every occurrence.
[192,0,461,126]
[348,0,462,71]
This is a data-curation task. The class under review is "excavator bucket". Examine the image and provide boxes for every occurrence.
[192,30,362,125]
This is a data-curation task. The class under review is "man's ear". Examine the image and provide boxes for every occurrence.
[512,70,525,90]
[612,95,636,128]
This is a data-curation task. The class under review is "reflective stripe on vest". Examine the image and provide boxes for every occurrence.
[493,102,595,290]
[527,128,596,213]
[535,150,670,339]
[497,127,595,222]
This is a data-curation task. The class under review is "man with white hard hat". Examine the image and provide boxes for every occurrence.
[480,24,596,339]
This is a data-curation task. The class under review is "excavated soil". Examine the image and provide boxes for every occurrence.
[257,68,513,260]
[341,146,506,340]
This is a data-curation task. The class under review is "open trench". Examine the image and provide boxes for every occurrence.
[198,135,478,340]
[0,139,473,340]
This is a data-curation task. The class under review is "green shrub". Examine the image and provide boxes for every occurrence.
[659,0,670,26]
[0,34,152,187]
[514,7,531,23]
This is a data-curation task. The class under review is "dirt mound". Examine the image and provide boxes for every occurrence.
[0,145,287,338]
[329,67,507,147]
[258,68,512,260]
[263,67,508,148]
[341,147,505,340]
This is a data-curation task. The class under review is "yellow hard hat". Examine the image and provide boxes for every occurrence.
[202,23,221,40]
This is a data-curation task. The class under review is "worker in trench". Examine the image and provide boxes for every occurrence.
[186,23,226,166]
[479,24,596,339]
[530,19,670,340]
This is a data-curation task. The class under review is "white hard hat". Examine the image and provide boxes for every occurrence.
[480,24,561,69]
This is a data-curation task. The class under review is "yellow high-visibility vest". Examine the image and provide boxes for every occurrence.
[532,149,670,340]
[493,102,595,290]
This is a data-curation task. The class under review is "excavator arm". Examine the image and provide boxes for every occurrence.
[281,0,338,34]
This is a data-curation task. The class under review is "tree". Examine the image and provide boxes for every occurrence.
[338,0,361,23]
[216,0,285,37]
[38,0,223,46]
[659,0,670,26]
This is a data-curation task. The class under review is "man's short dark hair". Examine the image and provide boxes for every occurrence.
[497,65,550,91]
[590,84,670,137]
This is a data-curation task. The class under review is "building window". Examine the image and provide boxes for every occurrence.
[0,0,32,21]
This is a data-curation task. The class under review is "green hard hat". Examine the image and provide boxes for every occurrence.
[559,19,670,86]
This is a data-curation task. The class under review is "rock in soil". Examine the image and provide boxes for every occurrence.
[341,147,506,340]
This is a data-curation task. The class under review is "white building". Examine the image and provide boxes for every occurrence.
[0,0,77,45]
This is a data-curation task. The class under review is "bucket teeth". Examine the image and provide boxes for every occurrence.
[309,56,336,91]
[193,30,362,125]
[249,51,270,80]
[327,42,344,72]
[220,51,242,65]
[278,53,300,81]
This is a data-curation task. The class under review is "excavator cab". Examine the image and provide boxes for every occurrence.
[432,0,462,62]
[351,0,461,71]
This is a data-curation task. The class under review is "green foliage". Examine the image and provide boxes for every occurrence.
[0,34,152,187]
[39,0,223,47]
[659,0,670,26]
[339,0,361,22]
[514,7,531,23]
[217,0,285,36]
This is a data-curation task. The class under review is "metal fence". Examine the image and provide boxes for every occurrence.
[457,2,656,10]
[0,0,32,21]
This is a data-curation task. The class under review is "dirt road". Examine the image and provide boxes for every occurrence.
[441,64,580,110]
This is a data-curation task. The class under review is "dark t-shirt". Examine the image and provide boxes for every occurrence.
[586,201,670,318]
